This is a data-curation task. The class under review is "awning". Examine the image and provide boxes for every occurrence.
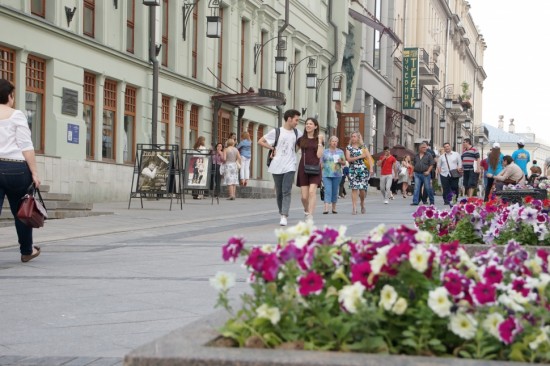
[349,9,402,46]
[211,88,286,107]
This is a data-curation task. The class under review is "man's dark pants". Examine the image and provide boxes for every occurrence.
[440,174,460,204]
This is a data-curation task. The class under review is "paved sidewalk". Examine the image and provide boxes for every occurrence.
[0,190,425,365]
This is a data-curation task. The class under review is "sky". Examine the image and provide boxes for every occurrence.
[467,0,550,141]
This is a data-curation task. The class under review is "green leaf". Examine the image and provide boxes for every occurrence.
[459,350,473,358]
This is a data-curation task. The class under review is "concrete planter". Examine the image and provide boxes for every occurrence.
[124,309,532,366]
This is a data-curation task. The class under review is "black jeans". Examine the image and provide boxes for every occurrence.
[440,174,460,204]
[209,164,221,196]
[0,161,34,255]
[484,177,495,202]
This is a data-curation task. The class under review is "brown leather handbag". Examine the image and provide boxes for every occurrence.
[17,184,48,228]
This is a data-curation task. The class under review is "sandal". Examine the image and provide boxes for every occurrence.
[21,246,41,263]
[332,210,338,214]
[323,211,329,214]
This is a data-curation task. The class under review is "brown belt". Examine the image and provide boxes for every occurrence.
[0,158,25,163]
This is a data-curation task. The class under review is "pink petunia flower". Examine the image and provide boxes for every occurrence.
[498,317,523,345]
[442,269,468,298]
[298,271,325,296]
[222,236,245,262]
[471,281,497,305]
[483,265,504,285]
[314,227,340,245]
[351,261,378,289]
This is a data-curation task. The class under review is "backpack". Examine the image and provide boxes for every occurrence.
[266,127,298,167]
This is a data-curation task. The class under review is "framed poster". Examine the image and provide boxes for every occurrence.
[137,150,173,193]
[184,154,210,189]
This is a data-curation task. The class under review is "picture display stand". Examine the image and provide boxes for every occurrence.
[181,149,219,205]
[128,144,183,210]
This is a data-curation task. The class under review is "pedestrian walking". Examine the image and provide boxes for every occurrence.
[398,155,413,198]
[257,109,302,226]
[484,143,504,201]
[321,136,345,214]
[436,142,462,205]
[460,137,480,198]
[0,78,42,263]
[339,162,349,198]
[236,131,252,187]
[411,142,435,206]
[377,146,397,204]
[296,117,324,221]
[345,132,373,215]
[512,139,530,177]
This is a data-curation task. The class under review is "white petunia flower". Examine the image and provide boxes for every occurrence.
[525,258,543,275]
[409,246,429,273]
[449,313,478,340]
[498,294,525,313]
[338,282,366,314]
[209,271,236,291]
[414,230,433,244]
[261,244,276,253]
[369,224,387,242]
[379,285,398,311]
[530,326,550,350]
[392,297,408,315]
[482,312,504,339]
[428,287,452,318]
[256,304,281,325]
[371,245,390,275]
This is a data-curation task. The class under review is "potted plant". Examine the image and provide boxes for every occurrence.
[460,81,472,109]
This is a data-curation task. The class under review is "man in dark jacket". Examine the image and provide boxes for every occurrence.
[411,142,435,206]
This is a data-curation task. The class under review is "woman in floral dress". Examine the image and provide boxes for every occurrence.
[223,138,241,200]
[345,132,373,214]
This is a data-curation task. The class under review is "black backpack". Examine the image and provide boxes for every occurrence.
[266,127,298,167]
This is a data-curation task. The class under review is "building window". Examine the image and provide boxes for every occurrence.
[373,0,381,70]
[240,19,246,93]
[175,100,185,152]
[161,0,169,67]
[83,0,95,38]
[161,95,170,147]
[31,0,45,17]
[84,72,96,159]
[103,79,117,161]
[218,109,230,144]
[192,5,198,78]
[0,46,15,83]
[124,86,136,163]
[26,55,46,154]
[126,0,135,53]
[190,104,198,144]
[217,7,224,88]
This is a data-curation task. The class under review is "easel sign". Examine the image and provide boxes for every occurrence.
[184,153,211,189]
[137,149,173,193]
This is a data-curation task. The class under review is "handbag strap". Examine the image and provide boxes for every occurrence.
[444,153,452,171]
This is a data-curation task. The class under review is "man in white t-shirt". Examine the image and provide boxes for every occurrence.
[258,109,303,226]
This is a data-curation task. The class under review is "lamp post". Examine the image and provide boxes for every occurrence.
[277,0,290,127]
[143,0,160,146]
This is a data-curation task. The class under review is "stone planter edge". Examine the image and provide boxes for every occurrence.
[124,308,532,366]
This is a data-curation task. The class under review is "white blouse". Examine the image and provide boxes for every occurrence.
[0,110,34,160]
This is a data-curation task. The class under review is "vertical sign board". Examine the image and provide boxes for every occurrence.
[67,123,79,144]
[402,48,419,110]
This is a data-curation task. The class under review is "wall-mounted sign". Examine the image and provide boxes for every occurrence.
[62,88,78,116]
[402,48,419,110]
[67,123,79,144]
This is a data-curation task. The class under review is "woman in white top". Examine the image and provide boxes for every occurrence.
[0,78,41,263]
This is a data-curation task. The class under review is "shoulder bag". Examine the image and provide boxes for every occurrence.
[17,184,48,228]
[303,139,321,175]
[445,154,462,178]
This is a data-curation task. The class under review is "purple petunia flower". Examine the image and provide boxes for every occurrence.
[483,265,504,285]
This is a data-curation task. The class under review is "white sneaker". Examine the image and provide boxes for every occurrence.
[305,214,313,222]
[304,211,309,219]
[279,216,287,226]
[384,199,389,204]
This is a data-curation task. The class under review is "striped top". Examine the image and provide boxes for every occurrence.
[461,147,480,171]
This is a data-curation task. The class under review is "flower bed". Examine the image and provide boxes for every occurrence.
[413,197,550,245]
[211,222,550,363]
